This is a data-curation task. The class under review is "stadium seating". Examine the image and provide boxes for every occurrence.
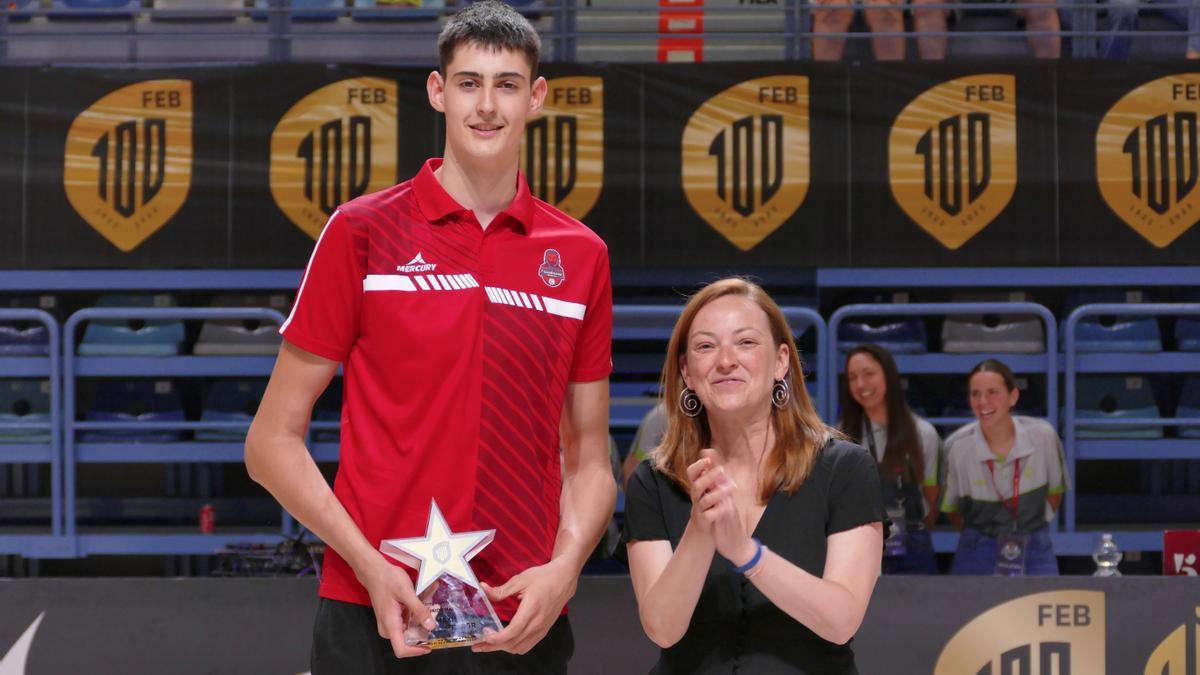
[1073,375,1163,439]
[1063,291,1163,352]
[610,381,660,430]
[78,295,186,357]
[941,293,1045,354]
[0,380,51,444]
[195,379,266,442]
[900,377,942,420]
[0,297,55,356]
[193,294,286,356]
[252,0,344,21]
[352,0,446,21]
[837,318,927,354]
[152,0,244,20]
[5,0,38,20]
[49,0,141,18]
[1177,376,1200,439]
[1175,314,1200,351]
[79,380,186,443]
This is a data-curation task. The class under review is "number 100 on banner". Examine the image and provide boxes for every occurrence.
[889,75,1017,251]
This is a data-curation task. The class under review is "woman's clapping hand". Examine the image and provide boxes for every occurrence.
[691,448,758,568]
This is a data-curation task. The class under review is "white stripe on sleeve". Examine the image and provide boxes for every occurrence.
[542,297,586,321]
[280,210,341,334]
[363,275,417,292]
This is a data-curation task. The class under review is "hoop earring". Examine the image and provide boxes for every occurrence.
[772,379,790,409]
[679,387,703,418]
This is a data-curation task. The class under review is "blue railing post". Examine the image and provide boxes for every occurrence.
[1063,302,1200,537]
[63,306,288,550]
[0,309,61,551]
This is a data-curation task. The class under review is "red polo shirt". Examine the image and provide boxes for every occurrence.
[280,159,613,620]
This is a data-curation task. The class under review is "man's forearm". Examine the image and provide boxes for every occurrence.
[552,460,616,574]
[246,432,381,575]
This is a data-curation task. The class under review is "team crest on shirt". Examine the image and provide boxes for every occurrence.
[538,249,565,288]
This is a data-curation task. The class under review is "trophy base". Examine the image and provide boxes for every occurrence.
[404,574,503,650]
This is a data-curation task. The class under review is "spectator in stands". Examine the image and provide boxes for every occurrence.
[621,402,666,486]
[941,359,1067,576]
[810,0,912,61]
[811,0,1061,60]
[244,2,615,672]
[621,278,884,672]
[1086,0,1200,58]
[839,344,941,575]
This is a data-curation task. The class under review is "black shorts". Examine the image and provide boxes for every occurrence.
[311,598,574,675]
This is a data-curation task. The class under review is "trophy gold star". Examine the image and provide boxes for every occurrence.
[379,500,495,595]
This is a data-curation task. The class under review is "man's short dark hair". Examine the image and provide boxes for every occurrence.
[438,1,541,80]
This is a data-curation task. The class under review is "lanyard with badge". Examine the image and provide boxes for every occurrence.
[867,421,909,558]
[986,457,1027,576]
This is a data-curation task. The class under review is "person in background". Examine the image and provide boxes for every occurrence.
[622,402,667,487]
[941,359,1068,576]
[809,0,929,61]
[816,0,1061,60]
[1083,0,1200,59]
[840,344,941,574]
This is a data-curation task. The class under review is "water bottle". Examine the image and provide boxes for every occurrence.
[1092,533,1122,577]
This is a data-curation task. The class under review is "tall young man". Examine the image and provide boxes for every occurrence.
[245,3,615,672]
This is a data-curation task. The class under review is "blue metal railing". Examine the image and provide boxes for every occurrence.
[1062,302,1200,536]
[0,309,62,551]
[62,307,287,551]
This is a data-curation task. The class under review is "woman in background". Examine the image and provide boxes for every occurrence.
[941,359,1068,576]
[840,344,941,574]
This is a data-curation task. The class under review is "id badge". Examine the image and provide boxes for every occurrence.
[884,505,908,557]
[994,532,1030,576]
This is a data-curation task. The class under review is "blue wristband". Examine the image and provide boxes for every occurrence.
[732,538,764,574]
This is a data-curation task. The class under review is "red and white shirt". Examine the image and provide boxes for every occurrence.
[281,158,613,620]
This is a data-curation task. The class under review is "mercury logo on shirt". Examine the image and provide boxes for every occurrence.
[396,252,437,274]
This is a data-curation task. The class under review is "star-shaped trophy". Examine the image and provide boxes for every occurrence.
[379,500,503,649]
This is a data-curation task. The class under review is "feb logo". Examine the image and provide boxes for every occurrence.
[682,75,809,252]
[890,74,1017,250]
[935,590,1105,675]
[538,249,565,288]
[270,77,398,239]
[63,80,193,252]
[1143,607,1200,675]
[1097,74,1200,248]
[519,76,604,220]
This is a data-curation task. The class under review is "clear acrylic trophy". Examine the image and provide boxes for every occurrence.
[379,500,503,649]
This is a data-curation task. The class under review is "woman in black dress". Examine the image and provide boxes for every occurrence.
[621,278,885,674]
